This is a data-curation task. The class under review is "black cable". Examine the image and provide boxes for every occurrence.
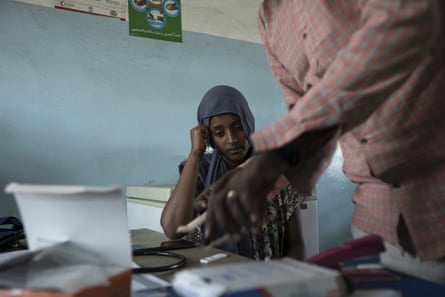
[132,251,186,273]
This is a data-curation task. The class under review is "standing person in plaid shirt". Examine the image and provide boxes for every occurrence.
[202,0,445,284]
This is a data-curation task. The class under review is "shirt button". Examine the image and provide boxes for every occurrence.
[360,138,368,144]
[302,32,307,39]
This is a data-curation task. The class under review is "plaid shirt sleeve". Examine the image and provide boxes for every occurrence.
[252,0,442,189]
[258,8,304,111]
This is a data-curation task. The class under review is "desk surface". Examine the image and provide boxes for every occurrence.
[131,229,445,296]
[131,228,252,281]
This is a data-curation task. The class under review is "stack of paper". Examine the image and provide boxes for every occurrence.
[171,257,348,297]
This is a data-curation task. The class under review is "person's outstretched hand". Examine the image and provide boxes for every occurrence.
[203,153,287,240]
[202,126,340,242]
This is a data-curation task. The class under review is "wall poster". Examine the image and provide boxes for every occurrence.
[14,0,128,20]
[54,0,128,20]
[128,0,182,43]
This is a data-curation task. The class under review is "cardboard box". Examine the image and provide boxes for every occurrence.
[2,183,132,297]
[0,269,131,297]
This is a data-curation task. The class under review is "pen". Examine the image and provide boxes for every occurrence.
[176,212,207,233]
[176,212,244,251]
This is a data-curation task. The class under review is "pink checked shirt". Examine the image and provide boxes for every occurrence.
[252,0,445,260]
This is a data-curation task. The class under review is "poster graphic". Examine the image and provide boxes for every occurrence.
[128,0,182,43]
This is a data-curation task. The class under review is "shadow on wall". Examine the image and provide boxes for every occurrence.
[0,153,71,218]
[316,145,356,250]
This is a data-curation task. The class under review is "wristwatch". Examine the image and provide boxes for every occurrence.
[270,143,300,167]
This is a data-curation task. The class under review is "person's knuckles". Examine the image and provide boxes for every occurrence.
[230,201,251,229]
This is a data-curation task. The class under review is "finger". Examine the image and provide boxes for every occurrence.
[205,172,237,239]
[198,125,209,140]
[212,190,238,236]
[205,183,228,239]
[234,167,269,229]
[194,187,210,211]
[205,168,252,238]
[215,189,244,238]
[224,189,255,237]
[240,193,266,233]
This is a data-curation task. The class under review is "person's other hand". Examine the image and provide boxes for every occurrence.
[193,169,243,213]
[190,125,209,156]
[204,154,288,240]
[193,186,210,212]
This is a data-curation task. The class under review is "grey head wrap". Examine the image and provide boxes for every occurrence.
[197,85,255,136]
[197,85,255,187]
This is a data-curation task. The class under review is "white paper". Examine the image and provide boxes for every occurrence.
[172,258,343,297]
[4,183,131,269]
[131,262,170,297]
[0,242,111,292]
[351,290,401,297]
